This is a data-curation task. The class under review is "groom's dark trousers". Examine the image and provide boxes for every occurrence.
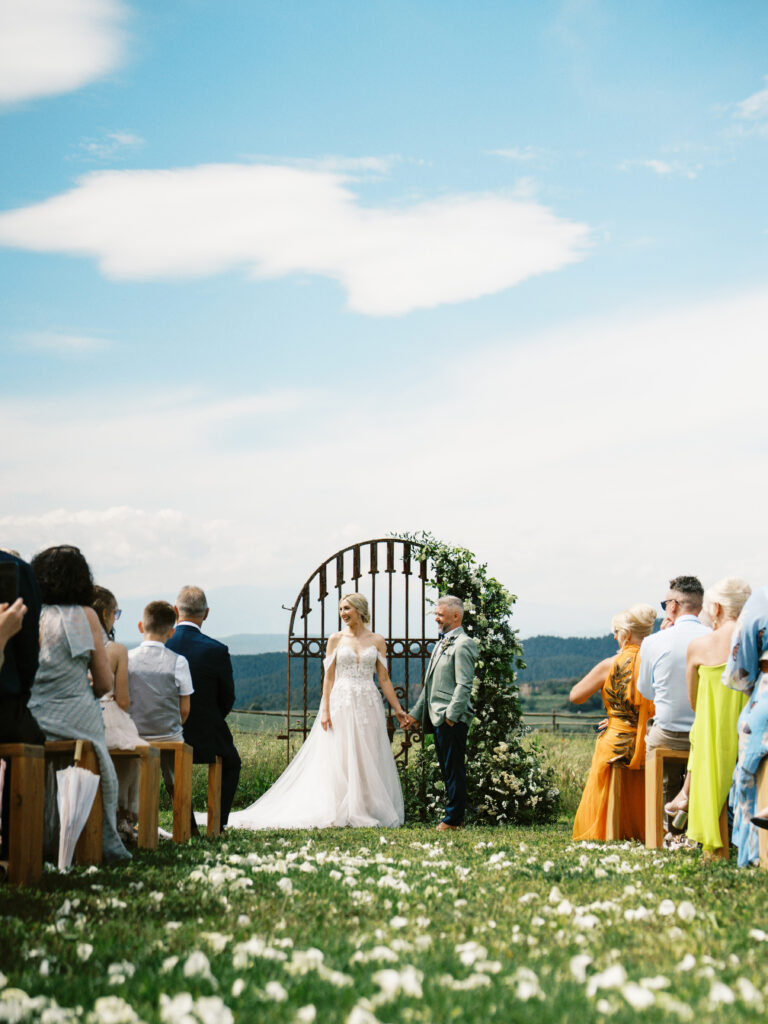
[432,717,468,826]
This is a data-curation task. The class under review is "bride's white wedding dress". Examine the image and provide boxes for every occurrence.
[226,643,405,829]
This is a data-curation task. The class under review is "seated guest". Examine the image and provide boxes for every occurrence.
[664,578,751,854]
[28,545,130,863]
[0,550,45,744]
[637,575,710,806]
[92,585,148,844]
[723,584,768,866]
[127,601,193,802]
[571,604,657,841]
[167,586,241,833]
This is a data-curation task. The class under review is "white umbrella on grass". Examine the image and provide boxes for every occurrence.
[56,740,100,869]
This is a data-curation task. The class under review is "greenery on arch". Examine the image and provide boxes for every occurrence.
[401,530,560,826]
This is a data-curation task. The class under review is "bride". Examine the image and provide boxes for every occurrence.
[226,593,410,829]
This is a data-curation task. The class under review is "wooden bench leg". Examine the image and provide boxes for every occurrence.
[74,742,103,866]
[137,748,160,850]
[757,759,768,870]
[645,749,664,849]
[1,746,45,886]
[605,764,623,841]
[715,801,729,860]
[173,745,193,843]
[207,757,222,837]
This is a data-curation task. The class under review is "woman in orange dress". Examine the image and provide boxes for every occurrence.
[571,604,657,841]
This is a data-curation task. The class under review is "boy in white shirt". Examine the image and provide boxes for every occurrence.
[128,600,194,797]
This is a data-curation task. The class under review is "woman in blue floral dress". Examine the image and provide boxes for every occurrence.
[724,585,768,867]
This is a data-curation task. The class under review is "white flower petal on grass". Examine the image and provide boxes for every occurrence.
[39,960,50,977]
[569,954,593,983]
[621,983,655,1009]
[677,901,696,921]
[657,899,675,917]
[735,977,764,1008]
[76,943,93,962]
[371,965,423,1003]
[85,995,145,1023]
[455,941,487,966]
[507,966,544,1001]
[676,953,696,972]
[389,915,408,929]
[107,962,135,986]
[278,877,293,895]
[708,981,735,1005]
[347,1004,381,1024]
[183,951,216,986]
[161,956,179,973]
[295,1007,317,1023]
[640,976,670,990]
[231,979,245,998]
[264,981,288,1002]
[586,964,627,997]
[748,928,768,941]
[200,933,231,953]
[518,892,538,904]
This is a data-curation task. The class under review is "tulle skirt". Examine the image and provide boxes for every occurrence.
[226,676,404,830]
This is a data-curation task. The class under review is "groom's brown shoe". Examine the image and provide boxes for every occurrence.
[437,822,461,831]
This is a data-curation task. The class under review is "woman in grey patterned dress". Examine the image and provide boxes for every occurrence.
[28,546,130,863]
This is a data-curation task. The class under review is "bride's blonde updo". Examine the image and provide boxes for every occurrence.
[340,592,371,624]
[611,603,657,647]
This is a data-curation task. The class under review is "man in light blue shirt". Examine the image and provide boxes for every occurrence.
[638,575,710,804]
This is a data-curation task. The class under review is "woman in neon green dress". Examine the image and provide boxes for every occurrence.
[683,578,751,853]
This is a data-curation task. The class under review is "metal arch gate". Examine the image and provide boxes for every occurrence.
[282,537,434,772]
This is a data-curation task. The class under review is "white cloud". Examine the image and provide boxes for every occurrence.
[487,147,547,163]
[16,330,111,354]
[619,158,701,180]
[0,0,128,106]
[0,162,590,316]
[733,77,768,121]
[78,130,145,160]
[3,285,767,635]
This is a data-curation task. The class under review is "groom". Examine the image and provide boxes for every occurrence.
[409,595,477,831]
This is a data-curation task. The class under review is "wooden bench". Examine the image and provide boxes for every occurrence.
[149,742,223,841]
[109,745,161,849]
[644,746,689,849]
[605,763,625,841]
[150,741,193,842]
[757,758,768,870]
[44,740,102,865]
[148,745,222,839]
[0,744,45,886]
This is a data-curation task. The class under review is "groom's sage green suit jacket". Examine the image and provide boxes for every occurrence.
[410,628,477,728]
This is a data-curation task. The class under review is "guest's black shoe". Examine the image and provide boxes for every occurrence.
[751,816,768,830]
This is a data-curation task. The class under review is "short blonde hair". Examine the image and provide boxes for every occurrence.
[611,603,657,647]
[340,592,370,624]
[703,577,751,622]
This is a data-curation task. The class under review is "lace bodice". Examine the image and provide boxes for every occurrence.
[327,643,386,724]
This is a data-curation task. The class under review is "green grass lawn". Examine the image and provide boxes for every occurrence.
[3,732,768,1023]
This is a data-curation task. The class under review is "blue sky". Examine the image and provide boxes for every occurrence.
[1,0,767,643]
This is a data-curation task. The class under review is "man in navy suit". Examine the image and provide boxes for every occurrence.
[166,585,241,832]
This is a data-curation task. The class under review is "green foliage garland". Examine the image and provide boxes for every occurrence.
[400,531,560,826]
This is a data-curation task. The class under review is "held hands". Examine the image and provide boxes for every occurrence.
[396,709,418,730]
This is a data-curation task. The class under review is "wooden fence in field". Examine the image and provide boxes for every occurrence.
[229,708,605,735]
